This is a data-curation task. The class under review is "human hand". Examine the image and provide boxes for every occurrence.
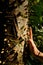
[27,27,38,54]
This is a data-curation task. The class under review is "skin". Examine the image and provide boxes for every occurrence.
[27,27,43,62]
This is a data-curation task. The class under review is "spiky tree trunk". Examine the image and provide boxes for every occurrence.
[0,0,28,65]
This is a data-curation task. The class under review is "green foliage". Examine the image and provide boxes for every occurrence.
[27,0,43,65]
[28,0,43,50]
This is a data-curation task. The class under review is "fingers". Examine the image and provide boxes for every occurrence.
[29,27,33,39]
[27,27,33,40]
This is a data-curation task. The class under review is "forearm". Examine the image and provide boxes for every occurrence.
[34,47,43,58]
[33,44,43,62]
[28,39,43,62]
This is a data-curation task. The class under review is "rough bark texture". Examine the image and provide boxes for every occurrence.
[2,0,28,65]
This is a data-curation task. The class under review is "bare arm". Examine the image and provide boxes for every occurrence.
[27,27,43,62]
